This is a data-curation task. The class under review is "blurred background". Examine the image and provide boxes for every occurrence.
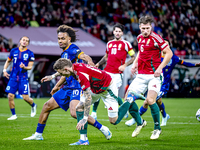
[0,0,200,98]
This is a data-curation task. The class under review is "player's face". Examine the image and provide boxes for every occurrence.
[20,37,29,47]
[113,27,123,40]
[57,68,71,77]
[58,32,71,50]
[139,23,152,37]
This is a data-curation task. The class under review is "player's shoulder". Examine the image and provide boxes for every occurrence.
[10,47,19,52]
[69,43,80,50]
[137,34,143,40]
[150,32,164,43]
[121,39,131,45]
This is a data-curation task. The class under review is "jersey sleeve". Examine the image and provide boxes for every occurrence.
[29,51,35,61]
[8,49,14,60]
[78,73,90,91]
[151,33,168,51]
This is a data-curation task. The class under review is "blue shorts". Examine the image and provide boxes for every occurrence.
[53,88,81,111]
[5,78,29,95]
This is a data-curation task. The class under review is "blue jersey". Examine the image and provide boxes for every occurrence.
[61,43,83,89]
[161,55,180,92]
[8,47,35,80]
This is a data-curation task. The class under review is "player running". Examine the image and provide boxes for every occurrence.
[3,36,37,120]
[23,25,112,142]
[125,40,200,126]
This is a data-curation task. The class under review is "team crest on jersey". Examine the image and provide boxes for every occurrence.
[147,39,150,45]
[138,38,141,43]
[109,44,112,48]
[23,54,29,60]
[64,53,68,58]
[118,44,122,50]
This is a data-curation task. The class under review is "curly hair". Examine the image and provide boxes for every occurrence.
[57,25,77,42]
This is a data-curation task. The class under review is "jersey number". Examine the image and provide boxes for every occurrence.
[14,57,17,63]
[111,48,117,55]
[24,84,27,91]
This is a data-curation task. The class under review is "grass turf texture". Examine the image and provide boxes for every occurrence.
[0,98,200,150]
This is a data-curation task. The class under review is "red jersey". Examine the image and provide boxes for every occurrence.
[137,31,168,74]
[73,63,112,94]
[104,39,133,74]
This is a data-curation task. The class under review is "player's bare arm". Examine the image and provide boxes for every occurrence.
[41,72,60,83]
[119,55,135,72]
[155,46,173,77]
[3,58,11,79]
[131,51,140,75]
[76,87,92,130]
[20,61,34,70]
[79,53,95,66]
[50,76,66,95]
[95,53,108,68]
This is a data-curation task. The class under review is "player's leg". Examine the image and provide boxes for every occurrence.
[147,77,162,140]
[157,98,170,126]
[23,97,60,140]
[70,101,89,145]
[90,98,100,120]
[19,80,37,117]
[5,79,18,120]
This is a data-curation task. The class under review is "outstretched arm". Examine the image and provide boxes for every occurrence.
[95,53,108,68]
[178,60,200,67]
[76,87,92,130]
[79,53,95,66]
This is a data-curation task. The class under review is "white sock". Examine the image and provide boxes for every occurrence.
[35,132,42,136]
[80,134,87,141]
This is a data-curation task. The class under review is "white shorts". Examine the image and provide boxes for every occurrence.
[128,74,163,95]
[80,79,119,118]
[106,72,123,97]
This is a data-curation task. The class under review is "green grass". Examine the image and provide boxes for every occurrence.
[0,98,200,150]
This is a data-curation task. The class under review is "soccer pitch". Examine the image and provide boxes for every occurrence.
[0,98,200,150]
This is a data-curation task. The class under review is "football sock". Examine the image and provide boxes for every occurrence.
[139,106,148,116]
[76,111,88,134]
[93,120,102,130]
[158,102,166,118]
[113,101,131,125]
[92,99,100,112]
[10,108,16,115]
[149,103,161,130]
[117,97,123,106]
[36,123,46,133]
[31,102,35,107]
[129,102,142,126]
[80,134,88,141]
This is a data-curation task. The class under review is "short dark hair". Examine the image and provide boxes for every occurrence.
[20,36,30,43]
[53,58,72,70]
[57,25,77,42]
[113,23,125,32]
[139,15,153,25]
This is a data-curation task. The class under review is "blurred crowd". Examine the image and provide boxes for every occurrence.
[0,0,200,59]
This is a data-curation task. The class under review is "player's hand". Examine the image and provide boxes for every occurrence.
[118,65,126,72]
[50,86,60,95]
[195,63,200,67]
[19,62,25,69]
[3,71,10,79]
[95,63,100,68]
[76,118,87,130]
[131,63,138,75]
[88,61,95,66]
[154,68,162,77]
[41,75,52,83]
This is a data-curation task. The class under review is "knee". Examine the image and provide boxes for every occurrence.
[70,109,77,119]
[8,94,14,100]
[43,101,51,111]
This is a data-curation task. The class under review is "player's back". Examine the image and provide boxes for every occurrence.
[73,63,112,94]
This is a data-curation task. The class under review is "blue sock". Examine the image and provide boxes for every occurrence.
[139,106,148,116]
[31,103,35,107]
[159,102,166,118]
[93,120,102,130]
[36,123,46,133]
[10,108,16,115]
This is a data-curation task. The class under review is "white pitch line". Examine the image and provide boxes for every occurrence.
[0,113,199,125]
